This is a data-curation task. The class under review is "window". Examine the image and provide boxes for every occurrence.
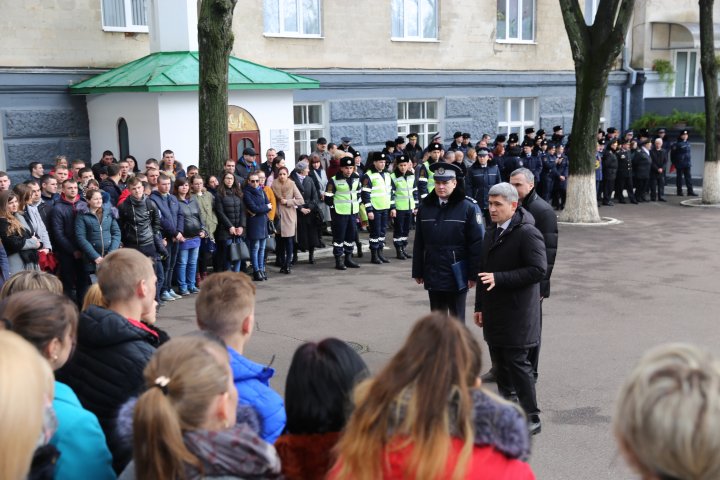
[118,118,129,161]
[397,100,440,147]
[598,96,610,130]
[497,98,536,135]
[675,50,701,96]
[584,0,599,25]
[101,0,147,32]
[264,0,321,37]
[496,0,534,42]
[391,0,438,41]
[293,104,324,159]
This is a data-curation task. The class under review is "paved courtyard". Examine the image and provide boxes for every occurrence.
[160,192,720,479]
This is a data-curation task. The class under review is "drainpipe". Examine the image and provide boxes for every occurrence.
[622,45,638,131]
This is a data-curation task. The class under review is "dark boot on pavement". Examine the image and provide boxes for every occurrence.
[529,414,542,436]
[308,249,315,264]
[370,250,382,264]
[402,245,412,259]
[356,242,363,257]
[377,249,391,264]
[344,253,360,268]
[335,256,347,270]
[395,245,405,260]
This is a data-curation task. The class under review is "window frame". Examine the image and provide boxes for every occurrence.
[101,0,148,33]
[397,99,441,148]
[263,0,323,38]
[293,103,326,159]
[674,49,701,97]
[496,0,536,44]
[497,98,537,135]
[391,0,439,42]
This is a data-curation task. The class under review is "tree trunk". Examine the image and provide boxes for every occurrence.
[558,0,636,222]
[699,0,720,203]
[198,0,238,176]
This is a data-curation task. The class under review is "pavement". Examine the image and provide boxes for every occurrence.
[159,191,720,480]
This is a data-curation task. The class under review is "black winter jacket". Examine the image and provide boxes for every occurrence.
[474,208,547,348]
[55,305,162,473]
[521,189,558,298]
[118,195,162,249]
[602,148,619,179]
[632,148,652,180]
[411,187,484,292]
[650,148,668,175]
[48,195,86,255]
[100,178,123,206]
[214,191,246,240]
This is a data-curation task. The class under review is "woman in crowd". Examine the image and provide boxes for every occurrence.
[206,175,219,196]
[614,343,720,480]
[309,154,331,237]
[123,335,282,480]
[270,166,303,274]
[75,189,121,276]
[125,155,140,174]
[0,330,55,480]
[267,156,286,187]
[331,313,534,480]
[15,183,52,254]
[214,172,246,273]
[0,270,62,299]
[190,174,217,283]
[276,338,369,480]
[290,161,322,264]
[174,177,204,294]
[242,172,272,281]
[0,190,41,273]
[2,291,116,480]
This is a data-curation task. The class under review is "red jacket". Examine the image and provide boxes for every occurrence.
[331,437,535,480]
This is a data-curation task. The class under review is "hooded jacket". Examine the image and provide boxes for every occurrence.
[75,202,121,269]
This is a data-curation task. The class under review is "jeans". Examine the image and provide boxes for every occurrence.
[161,241,179,293]
[249,238,266,272]
[176,246,199,291]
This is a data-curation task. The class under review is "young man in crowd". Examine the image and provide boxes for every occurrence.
[149,174,183,303]
[195,271,286,443]
[92,150,115,181]
[0,171,11,191]
[100,163,123,206]
[71,159,86,179]
[29,161,44,180]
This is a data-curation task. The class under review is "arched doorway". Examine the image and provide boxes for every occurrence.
[228,106,260,162]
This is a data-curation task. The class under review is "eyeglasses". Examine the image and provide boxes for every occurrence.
[249,180,259,184]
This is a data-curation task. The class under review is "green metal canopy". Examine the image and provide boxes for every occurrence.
[70,51,319,94]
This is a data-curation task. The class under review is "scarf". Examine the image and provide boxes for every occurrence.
[183,424,282,479]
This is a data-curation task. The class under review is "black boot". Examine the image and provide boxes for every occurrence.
[402,245,412,259]
[377,249,391,263]
[308,249,315,264]
[335,256,347,270]
[356,242,363,257]
[291,245,298,265]
[344,253,360,268]
[370,250,382,264]
[395,245,405,260]
[253,271,263,282]
[261,270,268,280]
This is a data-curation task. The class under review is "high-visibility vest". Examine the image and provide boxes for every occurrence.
[333,177,360,215]
[392,173,416,211]
[423,161,435,192]
[368,172,391,211]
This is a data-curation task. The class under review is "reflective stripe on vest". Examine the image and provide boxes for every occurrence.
[392,173,416,211]
[334,178,360,215]
[368,172,391,210]
[424,161,435,192]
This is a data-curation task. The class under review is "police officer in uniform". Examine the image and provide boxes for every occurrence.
[670,129,697,196]
[417,142,443,199]
[361,152,393,265]
[412,162,484,323]
[324,156,361,271]
[467,147,500,225]
[404,132,423,165]
[390,155,418,260]
[615,139,637,204]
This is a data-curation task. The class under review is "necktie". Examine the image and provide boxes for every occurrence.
[494,227,504,241]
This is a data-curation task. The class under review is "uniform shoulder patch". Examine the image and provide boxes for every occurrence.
[465,196,478,204]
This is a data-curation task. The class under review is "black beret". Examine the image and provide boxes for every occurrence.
[462,132,471,139]
[453,131,462,139]
[385,140,395,148]
[372,152,387,162]
[495,134,507,143]
[429,143,442,152]
[536,129,545,137]
[553,125,563,132]
[339,157,353,167]
[525,127,535,135]
[396,155,409,163]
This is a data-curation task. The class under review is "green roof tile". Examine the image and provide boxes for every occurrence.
[70,51,319,94]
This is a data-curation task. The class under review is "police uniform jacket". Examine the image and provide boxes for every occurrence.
[616,149,632,178]
[474,207,546,348]
[324,172,361,211]
[499,154,522,181]
[411,187,484,293]
[523,154,542,185]
[601,148,619,180]
[467,162,501,210]
[521,190,557,298]
[671,140,692,168]
[404,143,424,163]
[554,155,569,189]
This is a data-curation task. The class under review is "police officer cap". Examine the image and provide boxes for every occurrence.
[598,138,606,145]
[429,162,463,181]
[341,136,352,143]
[431,132,442,141]
[522,140,533,148]
[353,150,362,158]
[553,125,563,133]
[607,127,617,134]
[547,143,557,149]
[406,132,418,139]
[639,128,650,137]
[462,132,471,139]
[453,131,463,139]
[495,134,507,144]
[525,127,535,135]
[385,140,395,148]
[429,143,443,152]
[536,129,546,137]
[372,152,387,162]
[339,156,354,167]
[396,155,409,163]
[395,136,406,145]
[679,129,689,137]
[541,139,548,146]
[656,127,667,134]
[624,129,634,136]
[477,147,490,156]
[508,133,519,143]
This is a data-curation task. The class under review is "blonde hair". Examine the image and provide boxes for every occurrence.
[614,343,720,480]
[82,283,108,311]
[133,336,230,480]
[0,271,64,299]
[0,331,54,480]
[333,314,481,480]
[195,272,255,339]
[97,249,155,303]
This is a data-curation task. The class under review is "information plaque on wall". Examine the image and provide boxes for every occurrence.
[270,129,290,152]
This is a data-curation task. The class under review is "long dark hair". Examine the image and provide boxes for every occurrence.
[217,173,242,198]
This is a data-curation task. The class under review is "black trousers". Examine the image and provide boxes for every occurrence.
[57,253,91,307]
[331,212,357,257]
[649,173,665,200]
[428,290,467,323]
[602,176,616,203]
[368,209,389,251]
[634,178,648,200]
[392,210,412,246]
[615,175,634,200]
[676,166,694,194]
[489,344,539,416]
[527,301,542,381]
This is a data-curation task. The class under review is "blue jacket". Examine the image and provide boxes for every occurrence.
[522,154,542,185]
[51,381,116,480]
[228,347,286,443]
[49,194,87,255]
[242,185,271,240]
[149,191,182,239]
[467,162,501,210]
[671,140,692,168]
[75,202,121,270]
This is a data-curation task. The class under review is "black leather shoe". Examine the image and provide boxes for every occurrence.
[658,198,667,202]
[480,369,497,383]
[529,415,542,436]
[688,192,698,197]
[261,270,268,280]
[253,271,263,281]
